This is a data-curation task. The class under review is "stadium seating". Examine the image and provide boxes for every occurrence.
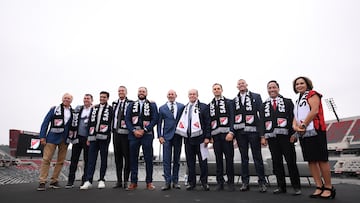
[326,120,353,143]
[349,119,360,142]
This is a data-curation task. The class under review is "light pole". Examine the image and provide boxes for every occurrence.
[325,98,340,122]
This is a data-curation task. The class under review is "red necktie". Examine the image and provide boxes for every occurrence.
[272,99,277,111]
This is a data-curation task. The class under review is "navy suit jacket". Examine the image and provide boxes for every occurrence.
[125,101,159,140]
[232,91,263,133]
[249,91,263,132]
[157,102,185,140]
[39,106,72,144]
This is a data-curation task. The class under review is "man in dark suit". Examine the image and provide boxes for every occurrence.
[157,89,185,190]
[260,80,301,195]
[209,83,235,191]
[112,86,133,189]
[233,79,267,193]
[176,89,211,191]
[125,87,159,191]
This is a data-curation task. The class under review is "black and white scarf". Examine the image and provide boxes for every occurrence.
[176,101,202,138]
[50,104,66,133]
[294,91,317,138]
[263,96,289,138]
[67,105,84,144]
[233,91,258,132]
[130,100,152,129]
[209,97,230,136]
[112,98,131,134]
[88,103,112,141]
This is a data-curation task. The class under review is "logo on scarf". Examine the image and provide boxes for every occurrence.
[132,116,138,124]
[220,117,228,125]
[211,120,217,129]
[89,127,95,135]
[54,119,63,126]
[30,138,40,149]
[265,121,272,130]
[277,118,287,127]
[246,115,254,124]
[143,121,150,127]
[235,114,242,123]
[100,125,108,133]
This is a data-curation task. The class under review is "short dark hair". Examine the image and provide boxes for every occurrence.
[292,76,313,93]
[212,83,223,89]
[267,80,279,88]
[84,93,93,100]
[100,91,110,98]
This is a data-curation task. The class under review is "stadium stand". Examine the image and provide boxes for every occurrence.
[326,120,353,143]
[349,119,360,142]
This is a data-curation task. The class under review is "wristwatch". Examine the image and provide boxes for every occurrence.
[301,123,307,129]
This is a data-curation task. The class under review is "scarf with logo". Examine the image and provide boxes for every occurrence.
[88,103,112,141]
[49,104,67,133]
[209,97,230,136]
[263,96,290,138]
[112,98,132,134]
[130,99,152,129]
[234,91,258,132]
[176,101,202,138]
[294,90,318,138]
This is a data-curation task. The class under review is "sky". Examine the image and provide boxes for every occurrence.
[1,0,359,153]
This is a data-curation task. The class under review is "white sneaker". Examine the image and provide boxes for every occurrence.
[80,181,92,190]
[98,180,105,189]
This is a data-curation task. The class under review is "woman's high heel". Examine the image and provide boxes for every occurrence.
[309,186,324,198]
[320,186,336,199]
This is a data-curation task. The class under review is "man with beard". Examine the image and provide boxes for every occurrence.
[125,87,159,191]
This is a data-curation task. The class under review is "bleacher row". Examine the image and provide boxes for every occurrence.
[326,118,360,143]
[0,159,70,185]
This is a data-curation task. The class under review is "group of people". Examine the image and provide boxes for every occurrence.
[36,76,336,199]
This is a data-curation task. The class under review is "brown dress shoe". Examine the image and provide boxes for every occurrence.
[146,183,156,190]
[126,183,137,191]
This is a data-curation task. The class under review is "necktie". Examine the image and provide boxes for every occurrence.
[272,99,277,111]
[116,101,123,130]
[140,101,143,114]
[170,102,175,117]
[187,104,193,135]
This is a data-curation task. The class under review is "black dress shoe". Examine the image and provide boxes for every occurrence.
[273,188,287,194]
[228,184,235,192]
[202,183,210,191]
[240,183,249,191]
[161,184,171,191]
[123,182,128,189]
[216,183,224,191]
[259,184,267,193]
[172,183,181,189]
[186,185,195,191]
[113,183,122,189]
